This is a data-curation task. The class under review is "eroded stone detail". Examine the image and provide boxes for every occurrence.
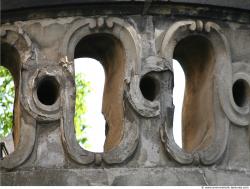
[0,26,36,170]
[0,8,250,185]
[222,61,250,126]
[60,17,141,165]
[159,20,230,165]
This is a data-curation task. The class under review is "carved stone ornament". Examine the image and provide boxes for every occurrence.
[222,61,250,126]
[59,17,142,165]
[159,20,232,165]
[21,63,62,121]
[0,25,36,170]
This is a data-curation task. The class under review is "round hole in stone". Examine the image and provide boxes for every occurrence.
[140,75,159,101]
[233,79,249,108]
[37,76,60,106]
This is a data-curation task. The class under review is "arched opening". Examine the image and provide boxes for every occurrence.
[0,42,21,158]
[74,34,125,152]
[172,59,185,148]
[173,35,215,152]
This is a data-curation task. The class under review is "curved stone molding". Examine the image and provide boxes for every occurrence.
[159,20,230,165]
[160,119,194,164]
[126,56,171,118]
[126,75,159,118]
[0,108,36,170]
[0,26,36,170]
[103,112,139,164]
[203,26,249,128]
[60,63,95,165]
[0,25,33,64]
[226,61,250,126]
[160,20,197,59]
[21,65,62,122]
[60,17,140,165]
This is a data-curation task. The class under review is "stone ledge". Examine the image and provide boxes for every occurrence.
[1,167,250,185]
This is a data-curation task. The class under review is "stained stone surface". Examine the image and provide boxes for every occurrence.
[0,1,250,186]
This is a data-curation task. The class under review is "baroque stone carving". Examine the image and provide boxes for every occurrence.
[221,61,250,126]
[0,25,36,170]
[60,17,141,165]
[1,1,250,185]
[159,20,231,165]
[21,64,62,121]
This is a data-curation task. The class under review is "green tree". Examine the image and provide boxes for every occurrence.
[0,66,14,140]
[0,66,90,146]
[74,73,91,146]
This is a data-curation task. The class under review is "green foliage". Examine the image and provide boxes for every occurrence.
[0,65,90,146]
[0,66,15,140]
[74,73,91,146]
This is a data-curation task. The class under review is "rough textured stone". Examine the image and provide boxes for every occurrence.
[0,1,250,186]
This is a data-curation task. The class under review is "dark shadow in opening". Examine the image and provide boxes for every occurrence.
[37,76,60,106]
[140,75,159,101]
[233,79,250,108]
[173,35,215,152]
[74,34,125,152]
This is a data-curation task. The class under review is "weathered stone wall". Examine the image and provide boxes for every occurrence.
[1,1,250,185]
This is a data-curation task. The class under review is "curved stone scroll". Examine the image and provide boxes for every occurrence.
[0,26,36,170]
[60,66,95,164]
[159,20,230,165]
[127,75,160,117]
[102,111,139,164]
[0,109,36,170]
[220,61,250,126]
[126,56,171,118]
[21,65,62,122]
[0,25,33,63]
[60,17,141,165]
